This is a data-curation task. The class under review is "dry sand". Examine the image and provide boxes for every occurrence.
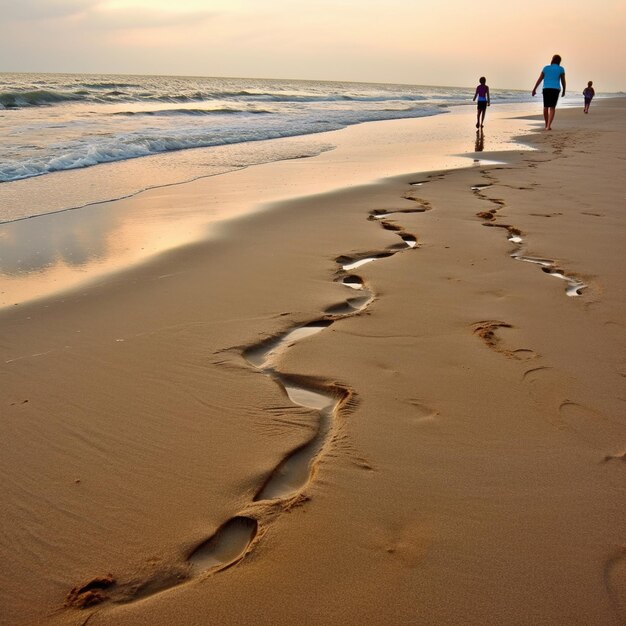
[1,99,625,625]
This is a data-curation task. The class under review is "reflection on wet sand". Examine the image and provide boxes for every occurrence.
[475,129,484,152]
[0,197,212,308]
[0,207,117,275]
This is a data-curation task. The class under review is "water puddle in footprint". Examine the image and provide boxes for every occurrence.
[255,439,322,500]
[476,195,586,297]
[512,253,553,267]
[566,283,585,297]
[401,235,417,248]
[512,253,586,296]
[342,257,378,271]
[341,275,363,290]
[541,268,586,296]
[325,295,372,316]
[255,382,335,501]
[371,209,427,220]
[188,517,257,574]
[244,322,332,368]
[471,184,492,191]
[281,382,336,411]
[245,329,340,502]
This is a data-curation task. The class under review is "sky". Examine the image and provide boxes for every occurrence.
[1,0,625,91]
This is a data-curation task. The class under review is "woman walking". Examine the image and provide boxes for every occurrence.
[532,54,566,130]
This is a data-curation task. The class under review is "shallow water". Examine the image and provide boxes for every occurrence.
[0,73,544,223]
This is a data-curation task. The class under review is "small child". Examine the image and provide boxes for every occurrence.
[473,77,490,128]
[583,81,595,114]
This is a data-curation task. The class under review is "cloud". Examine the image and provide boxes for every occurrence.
[0,0,216,30]
[88,6,218,31]
[0,0,99,21]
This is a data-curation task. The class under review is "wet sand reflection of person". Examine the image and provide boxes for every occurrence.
[475,128,484,152]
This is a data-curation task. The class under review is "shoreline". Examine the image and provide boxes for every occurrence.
[0,102,538,310]
[1,99,625,625]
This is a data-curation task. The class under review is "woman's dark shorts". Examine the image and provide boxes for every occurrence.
[477,101,488,111]
[543,88,560,108]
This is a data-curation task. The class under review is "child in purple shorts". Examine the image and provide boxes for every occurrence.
[583,81,595,113]
[473,77,490,129]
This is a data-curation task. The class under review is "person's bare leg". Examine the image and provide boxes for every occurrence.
[546,106,556,130]
[480,109,486,127]
[543,107,549,129]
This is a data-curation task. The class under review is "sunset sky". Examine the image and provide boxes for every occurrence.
[2,0,625,91]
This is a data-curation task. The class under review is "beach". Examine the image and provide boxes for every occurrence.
[1,97,625,625]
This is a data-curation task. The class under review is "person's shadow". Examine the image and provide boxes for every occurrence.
[475,129,484,152]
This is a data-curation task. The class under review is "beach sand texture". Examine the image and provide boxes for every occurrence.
[1,100,625,625]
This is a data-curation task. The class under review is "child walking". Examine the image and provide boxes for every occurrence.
[473,77,490,128]
[583,81,595,113]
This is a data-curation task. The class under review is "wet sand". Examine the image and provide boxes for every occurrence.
[1,99,625,625]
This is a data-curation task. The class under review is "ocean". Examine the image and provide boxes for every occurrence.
[0,73,540,223]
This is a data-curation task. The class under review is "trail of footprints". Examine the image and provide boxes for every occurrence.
[471,170,626,615]
[470,178,587,297]
[64,181,429,612]
[471,171,625,615]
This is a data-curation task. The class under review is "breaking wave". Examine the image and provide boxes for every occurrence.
[0,89,85,108]
[112,107,272,117]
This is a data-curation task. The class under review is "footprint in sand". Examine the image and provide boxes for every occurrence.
[338,253,393,271]
[539,267,587,296]
[473,320,512,350]
[249,373,339,501]
[253,409,331,500]
[472,321,538,360]
[65,575,117,609]
[243,321,332,369]
[401,234,418,248]
[370,208,429,219]
[340,274,364,290]
[66,518,258,608]
[188,516,258,574]
[325,297,371,315]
